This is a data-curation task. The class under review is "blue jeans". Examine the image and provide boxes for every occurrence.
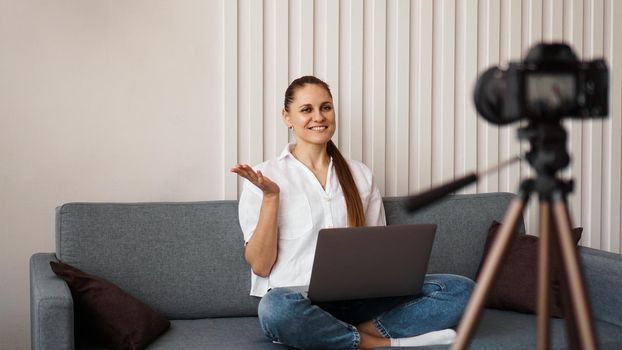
[258,274,474,349]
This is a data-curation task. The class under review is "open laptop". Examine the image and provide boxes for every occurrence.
[288,224,437,303]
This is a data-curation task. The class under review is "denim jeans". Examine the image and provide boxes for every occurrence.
[257,274,474,349]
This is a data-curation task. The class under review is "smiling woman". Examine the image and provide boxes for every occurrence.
[229,76,474,349]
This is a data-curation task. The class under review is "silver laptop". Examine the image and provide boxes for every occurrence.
[289,224,437,303]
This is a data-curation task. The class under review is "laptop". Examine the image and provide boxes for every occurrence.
[288,224,437,303]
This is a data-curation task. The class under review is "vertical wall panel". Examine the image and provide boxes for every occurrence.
[241,0,263,168]
[223,0,622,253]
[564,0,585,238]
[455,0,478,194]
[498,0,523,194]
[289,0,314,80]
[522,0,543,235]
[253,1,265,163]
[314,0,340,146]
[543,0,565,41]
[363,0,387,193]
[264,0,289,160]
[432,0,456,185]
[603,0,621,253]
[409,0,434,193]
[338,0,363,161]
[582,0,605,248]
[477,0,501,194]
[223,0,238,200]
[386,0,410,196]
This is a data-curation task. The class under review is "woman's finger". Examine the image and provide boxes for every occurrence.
[231,164,256,183]
[242,169,257,182]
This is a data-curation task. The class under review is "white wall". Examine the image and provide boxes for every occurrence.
[1,0,621,348]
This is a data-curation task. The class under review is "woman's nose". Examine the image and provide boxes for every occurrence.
[313,110,326,121]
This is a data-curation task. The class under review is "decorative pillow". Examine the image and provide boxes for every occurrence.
[50,261,170,350]
[478,221,583,318]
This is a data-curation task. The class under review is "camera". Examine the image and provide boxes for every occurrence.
[474,43,608,125]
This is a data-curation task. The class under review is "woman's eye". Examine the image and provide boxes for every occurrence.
[302,107,312,113]
[322,105,333,111]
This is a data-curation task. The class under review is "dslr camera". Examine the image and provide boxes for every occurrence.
[474,43,608,125]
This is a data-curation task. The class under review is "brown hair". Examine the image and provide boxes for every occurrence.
[284,76,366,227]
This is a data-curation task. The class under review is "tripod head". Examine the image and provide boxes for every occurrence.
[518,121,569,177]
[517,121,574,200]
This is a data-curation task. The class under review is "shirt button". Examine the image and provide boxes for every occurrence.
[324,196,331,201]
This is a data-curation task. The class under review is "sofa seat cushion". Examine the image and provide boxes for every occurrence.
[403,309,622,350]
[77,317,283,350]
[380,309,622,350]
[77,311,622,350]
[469,309,622,349]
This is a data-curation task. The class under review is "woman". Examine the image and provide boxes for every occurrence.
[231,76,474,349]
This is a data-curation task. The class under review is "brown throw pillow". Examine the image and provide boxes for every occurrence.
[478,221,583,318]
[50,261,170,350]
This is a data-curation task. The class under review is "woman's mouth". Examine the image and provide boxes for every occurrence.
[308,126,328,131]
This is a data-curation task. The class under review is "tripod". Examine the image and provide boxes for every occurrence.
[452,122,599,350]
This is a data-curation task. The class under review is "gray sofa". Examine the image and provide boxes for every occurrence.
[30,192,622,349]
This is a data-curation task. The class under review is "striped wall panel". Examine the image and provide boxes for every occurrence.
[222,0,622,253]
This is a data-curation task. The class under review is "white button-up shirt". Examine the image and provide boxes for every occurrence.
[238,143,386,297]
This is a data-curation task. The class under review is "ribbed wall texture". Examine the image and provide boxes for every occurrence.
[222,0,622,253]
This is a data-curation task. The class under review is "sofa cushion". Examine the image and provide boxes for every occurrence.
[75,317,282,350]
[383,193,521,280]
[455,309,622,350]
[56,201,260,319]
[480,221,582,317]
[50,261,170,350]
[75,312,622,350]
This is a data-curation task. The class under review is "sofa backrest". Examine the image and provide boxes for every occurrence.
[384,192,522,279]
[55,192,520,319]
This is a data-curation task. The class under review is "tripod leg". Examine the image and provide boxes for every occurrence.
[552,195,599,350]
[453,196,528,350]
[553,224,581,350]
[537,201,552,350]
[557,243,581,350]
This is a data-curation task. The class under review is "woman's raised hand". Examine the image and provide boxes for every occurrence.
[230,164,280,196]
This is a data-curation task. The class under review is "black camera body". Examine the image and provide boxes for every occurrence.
[475,43,608,125]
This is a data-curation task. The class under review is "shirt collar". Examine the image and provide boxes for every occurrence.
[277,143,296,161]
[277,143,334,167]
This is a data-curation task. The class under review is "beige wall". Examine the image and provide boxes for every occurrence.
[0,1,223,347]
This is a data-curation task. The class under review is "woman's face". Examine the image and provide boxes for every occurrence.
[283,84,336,147]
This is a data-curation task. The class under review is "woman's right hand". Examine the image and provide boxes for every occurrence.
[231,164,280,197]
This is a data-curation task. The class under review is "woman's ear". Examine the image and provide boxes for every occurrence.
[282,109,292,128]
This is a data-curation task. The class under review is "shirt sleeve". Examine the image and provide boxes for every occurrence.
[238,179,264,244]
[365,176,387,226]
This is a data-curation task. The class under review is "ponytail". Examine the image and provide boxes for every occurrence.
[327,140,366,227]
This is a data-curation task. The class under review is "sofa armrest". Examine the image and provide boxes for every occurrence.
[580,247,622,327]
[30,253,74,350]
